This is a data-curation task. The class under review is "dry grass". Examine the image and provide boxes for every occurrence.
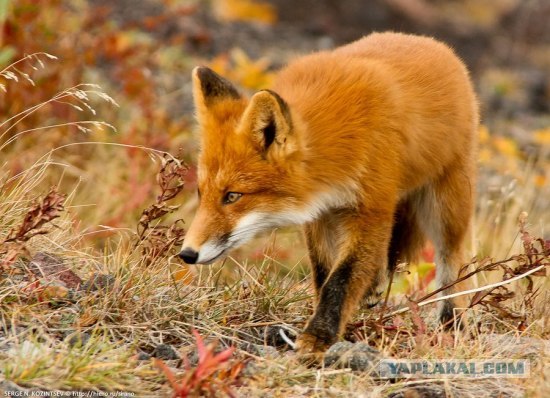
[0,49,549,398]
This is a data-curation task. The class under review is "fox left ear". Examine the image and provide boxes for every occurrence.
[192,66,241,122]
[239,89,294,157]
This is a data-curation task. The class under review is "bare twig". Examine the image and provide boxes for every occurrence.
[384,263,546,319]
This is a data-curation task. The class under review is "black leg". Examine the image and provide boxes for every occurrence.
[303,255,355,345]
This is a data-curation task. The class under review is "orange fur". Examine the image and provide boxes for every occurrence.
[180,32,478,355]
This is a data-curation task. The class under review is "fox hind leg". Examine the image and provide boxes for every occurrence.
[417,161,474,326]
[364,199,427,308]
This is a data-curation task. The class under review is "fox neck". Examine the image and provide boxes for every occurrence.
[286,109,361,212]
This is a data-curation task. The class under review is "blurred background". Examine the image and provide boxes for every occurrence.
[1,0,549,280]
[1,4,549,394]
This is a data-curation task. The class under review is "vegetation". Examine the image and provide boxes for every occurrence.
[0,1,548,397]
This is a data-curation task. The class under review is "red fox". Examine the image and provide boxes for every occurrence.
[179,32,478,356]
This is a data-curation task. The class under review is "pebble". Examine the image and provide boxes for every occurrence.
[66,331,91,347]
[151,344,179,360]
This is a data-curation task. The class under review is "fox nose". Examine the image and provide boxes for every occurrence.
[179,248,199,264]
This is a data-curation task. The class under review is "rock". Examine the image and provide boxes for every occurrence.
[480,333,550,359]
[0,380,80,397]
[151,344,179,360]
[387,384,447,398]
[241,361,262,378]
[240,342,279,358]
[0,380,28,394]
[324,341,381,371]
[387,381,525,398]
[29,252,82,289]
[65,331,91,347]
[82,273,116,292]
[137,351,151,361]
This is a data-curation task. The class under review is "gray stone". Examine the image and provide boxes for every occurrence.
[137,351,151,361]
[152,343,179,360]
[480,333,550,359]
[387,384,447,398]
[324,341,381,371]
[387,381,525,398]
[0,380,28,394]
[66,331,91,347]
[240,342,279,358]
[82,273,116,292]
[241,361,262,378]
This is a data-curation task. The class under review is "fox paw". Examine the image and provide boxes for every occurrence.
[295,333,331,364]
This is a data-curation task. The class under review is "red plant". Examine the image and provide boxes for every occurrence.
[136,155,188,264]
[155,330,244,397]
[4,187,66,244]
[1,187,66,269]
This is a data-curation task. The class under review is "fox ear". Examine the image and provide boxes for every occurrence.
[240,89,294,156]
[192,66,241,119]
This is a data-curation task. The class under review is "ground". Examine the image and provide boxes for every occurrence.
[0,1,549,397]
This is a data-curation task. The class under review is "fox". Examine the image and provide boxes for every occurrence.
[179,32,478,356]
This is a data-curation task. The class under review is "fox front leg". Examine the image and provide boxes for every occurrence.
[296,209,394,357]
[304,212,343,301]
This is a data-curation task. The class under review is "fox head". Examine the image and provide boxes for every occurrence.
[179,67,311,264]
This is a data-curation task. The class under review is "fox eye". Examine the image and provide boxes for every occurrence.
[223,192,242,205]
